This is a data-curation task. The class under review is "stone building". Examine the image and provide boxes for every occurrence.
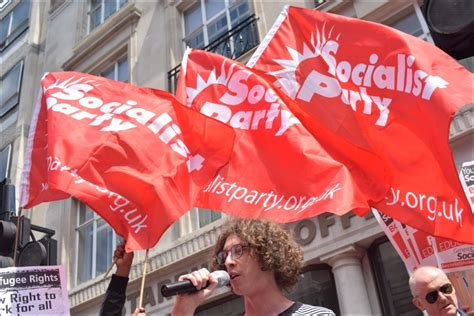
[0,0,471,315]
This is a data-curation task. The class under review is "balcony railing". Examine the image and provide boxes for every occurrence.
[168,14,259,94]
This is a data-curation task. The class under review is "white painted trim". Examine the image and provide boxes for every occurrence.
[19,82,42,208]
[246,5,289,67]
[181,46,192,77]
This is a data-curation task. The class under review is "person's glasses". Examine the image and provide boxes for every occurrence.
[216,244,248,265]
[425,283,454,304]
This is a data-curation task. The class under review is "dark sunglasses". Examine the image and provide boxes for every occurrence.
[216,244,249,265]
[425,283,453,304]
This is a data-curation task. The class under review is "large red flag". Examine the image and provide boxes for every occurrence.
[248,6,474,243]
[176,48,390,221]
[20,72,234,251]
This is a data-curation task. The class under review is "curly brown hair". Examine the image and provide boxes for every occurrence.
[210,218,303,292]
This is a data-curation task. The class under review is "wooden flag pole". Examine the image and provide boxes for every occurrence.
[13,207,23,266]
[103,257,118,279]
[138,249,150,309]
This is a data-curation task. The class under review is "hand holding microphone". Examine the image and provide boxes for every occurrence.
[162,269,230,297]
[169,268,230,316]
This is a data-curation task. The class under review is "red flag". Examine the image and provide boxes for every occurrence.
[176,48,389,221]
[248,6,474,243]
[20,72,234,251]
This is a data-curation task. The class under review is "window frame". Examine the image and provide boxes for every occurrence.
[181,0,251,50]
[0,143,12,182]
[0,0,31,51]
[0,60,24,118]
[87,0,128,33]
[74,202,121,286]
[385,2,434,43]
[99,54,129,82]
[196,208,222,228]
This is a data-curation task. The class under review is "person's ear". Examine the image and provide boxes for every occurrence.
[412,297,424,311]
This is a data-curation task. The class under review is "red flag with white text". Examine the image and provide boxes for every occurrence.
[248,6,474,243]
[20,72,234,251]
[176,48,389,221]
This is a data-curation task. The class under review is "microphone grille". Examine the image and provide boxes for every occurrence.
[212,270,230,287]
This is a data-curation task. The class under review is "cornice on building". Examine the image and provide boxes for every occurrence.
[450,104,474,141]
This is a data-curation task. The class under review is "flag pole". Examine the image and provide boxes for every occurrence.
[13,207,23,266]
[103,257,117,279]
[138,249,149,309]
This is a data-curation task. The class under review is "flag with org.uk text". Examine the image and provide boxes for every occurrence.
[20,72,234,251]
[176,48,390,222]
[248,6,474,244]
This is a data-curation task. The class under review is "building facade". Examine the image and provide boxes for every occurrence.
[0,0,472,315]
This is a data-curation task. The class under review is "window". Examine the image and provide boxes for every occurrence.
[0,144,12,182]
[388,4,433,42]
[1,60,23,117]
[99,55,128,82]
[198,208,222,228]
[88,0,128,32]
[76,203,122,284]
[183,0,251,49]
[369,238,422,316]
[0,0,12,11]
[287,265,340,314]
[0,0,31,51]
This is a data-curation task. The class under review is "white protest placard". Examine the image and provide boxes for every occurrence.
[459,160,474,211]
[0,265,69,315]
[429,236,474,273]
[372,209,418,272]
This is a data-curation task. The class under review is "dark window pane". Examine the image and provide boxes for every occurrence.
[185,29,205,49]
[79,205,94,224]
[91,0,101,10]
[78,224,94,283]
[90,7,102,31]
[117,56,128,82]
[391,12,423,37]
[230,1,249,26]
[207,14,228,42]
[1,62,22,117]
[11,0,30,31]
[101,64,115,80]
[198,209,222,227]
[0,16,10,44]
[104,0,116,19]
[184,3,203,35]
[371,239,422,316]
[96,221,113,275]
[205,0,225,20]
[287,266,340,314]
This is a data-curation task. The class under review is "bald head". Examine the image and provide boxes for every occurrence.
[409,266,458,316]
[409,266,446,296]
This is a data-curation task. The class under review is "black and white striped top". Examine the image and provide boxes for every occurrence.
[279,302,336,316]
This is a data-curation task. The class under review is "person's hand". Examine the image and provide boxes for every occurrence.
[113,243,134,278]
[132,307,145,316]
[171,268,218,316]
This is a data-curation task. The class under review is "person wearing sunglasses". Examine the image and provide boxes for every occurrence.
[409,266,465,316]
[171,218,335,316]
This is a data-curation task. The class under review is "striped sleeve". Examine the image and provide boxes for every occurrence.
[294,303,336,316]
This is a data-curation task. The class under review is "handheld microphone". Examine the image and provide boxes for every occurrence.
[160,270,230,297]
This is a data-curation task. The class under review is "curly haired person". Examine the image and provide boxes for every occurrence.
[171,218,335,316]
